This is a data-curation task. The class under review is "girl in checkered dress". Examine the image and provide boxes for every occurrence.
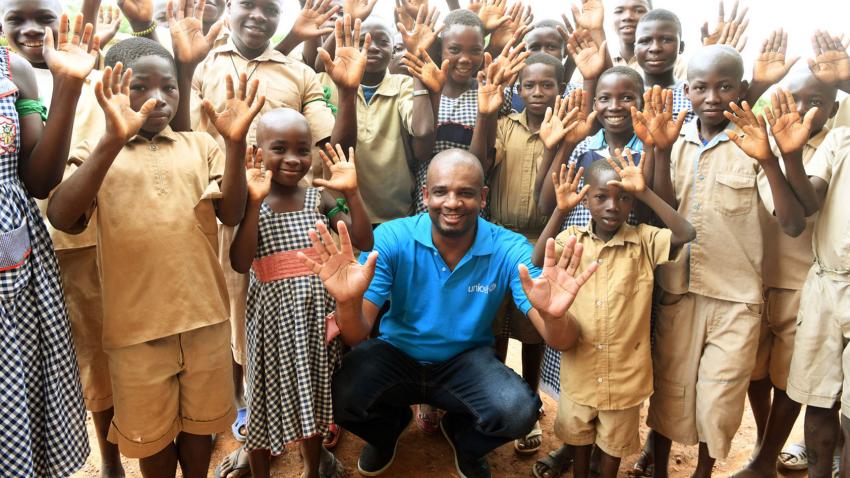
[0,17,101,477]
[228,109,373,478]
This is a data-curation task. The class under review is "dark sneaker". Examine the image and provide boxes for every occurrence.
[439,418,492,478]
[356,440,399,476]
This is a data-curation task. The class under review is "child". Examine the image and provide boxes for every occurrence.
[0,12,98,477]
[228,109,372,478]
[510,19,574,112]
[724,70,838,478]
[532,148,694,478]
[47,38,263,477]
[644,45,805,478]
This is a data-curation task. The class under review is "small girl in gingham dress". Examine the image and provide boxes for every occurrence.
[228,109,373,478]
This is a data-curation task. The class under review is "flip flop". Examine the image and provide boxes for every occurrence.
[323,424,342,450]
[832,454,840,478]
[231,407,248,442]
[533,445,573,478]
[515,420,543,455]
[777,443,808,471]
[215,446,251,478]
[414,404,441,435]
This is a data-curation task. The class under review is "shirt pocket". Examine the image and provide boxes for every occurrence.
[713,172,756,216]
[0,216,32,303]
[613,256,640,297]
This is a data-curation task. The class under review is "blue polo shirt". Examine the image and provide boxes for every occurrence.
[359,214,542,363]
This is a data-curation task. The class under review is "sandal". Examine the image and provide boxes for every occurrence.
[323,424,343,450]
[533,445,573,478]
[231,407,248,442]
[215,446,251,478]
[777,443,808,471]
[414,404,441,435]
[515,420,543,455]
[832,454,840,478]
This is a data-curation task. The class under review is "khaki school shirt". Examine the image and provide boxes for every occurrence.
[69,127,229,349]
[191,38,335,154]
[555,222,672,410]
[807,126,850,274]
[318,72,416,223]
[757,130,825,290]
[489,111,549,237]
[655,121,765,304]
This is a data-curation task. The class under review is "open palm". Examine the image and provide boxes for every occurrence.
[313,144,358,193]
[44,14,100,80]
[553,163,588,212]
[301,221,377,304]
[520,237,597,320]
[765,88,816,156]
[607,149,647,193]
[168,0,223,65]
[202,73,266,144]
[245,147,272,203]
[94,64,157,144]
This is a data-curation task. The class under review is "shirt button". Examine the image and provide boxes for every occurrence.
[149,143,158,151]
[694,203,700,211]
[597,377,603,383]
[698,174,705,181]
[597,344,604,350]
[596,300,604,306]
[441,267,446,272]
[597,258,604,264]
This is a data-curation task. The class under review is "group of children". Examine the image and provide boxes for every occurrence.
[1,0,849,477]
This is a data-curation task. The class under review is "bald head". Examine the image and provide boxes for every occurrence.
[784,67,838,100]
[427,149,485,189]
[687,44,744,82]
[256,108,311,145]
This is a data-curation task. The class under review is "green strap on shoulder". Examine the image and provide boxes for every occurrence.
[327,197,349,219]
[16,98,47,122]
[305,85,338,115]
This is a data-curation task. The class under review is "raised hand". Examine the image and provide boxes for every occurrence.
[808,30,850,87]
[319,14,371,91]
[723,100,774,162]
[313,143,358,193]
[489,1,533,55]
[563,88,598,145]
[96,4,122,46]
[398,5,442,54]
[342,0,378,21]
[607,148,647,193]
[631,85,688,151]
[167,0,224,65]
[477,56,507,115]
[467,0,483,14]
[94,63,158,144]
[490,41,531,86]
[395,0,416,33]
[519,235,599,321]
[631,89,654,147]
[400,49,449,93]
[476,0,510,33]
[552,162,589,212]
[570,0,604,34]
[202,72,266,144]
[245,146,272,204]
[701,0,749,52]
[299,221,378,304]
[290,0,340,41]
[43,13,101,80]
[752,29,798,86]
[764,87,819,156]
[400,0,428,21]
[539,96,580,149]
[566,28,607,80]
[117,0,154,30]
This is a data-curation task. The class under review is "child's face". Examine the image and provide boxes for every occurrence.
[441,25,484,86]
[1,0,60,66]
[227,0,281,55]
[525,27,565,61]
[518,63,562,117]
[586,169,634,237]
[611,0,650,46]
[388,38,408,76]
[258,121,313,187]
[685,66,745,128]
[786,74,838,135]
[128,56,180,135]
[594,73,641,135]
[362,23,392,74]
[635,20,680,76]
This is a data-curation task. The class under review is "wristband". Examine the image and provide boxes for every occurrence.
[326,197,349,219]
[412,89,430,97]
[131,22,157,37]
[15,98,47,122]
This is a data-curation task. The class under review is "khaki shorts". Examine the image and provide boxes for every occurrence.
[57,246,113,412]
[647,292,761,459]
[554,395,640,458]
[751,287,799,390]
[106,321,235,458]
[786,266,850,417]
[492,293,543,344]
[219,224,248,365]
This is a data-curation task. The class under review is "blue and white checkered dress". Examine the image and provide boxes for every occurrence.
[0,48,89,477]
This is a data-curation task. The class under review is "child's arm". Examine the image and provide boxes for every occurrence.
[230,147,273,273]
[167,0,224,132]
[607,149,696,247]
[745,29,799,106]
[532,162,588,266]
[314,144,374,251]
[47,64,158,231]
[275,0,339,55]
[117,0,159,41]
[200,73,266,226]
[18,15,101,199]
[399,49,444,162]
[808,30,850,95]
[318,15,369,153]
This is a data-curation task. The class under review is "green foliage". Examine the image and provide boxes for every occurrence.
[751,95,771,116]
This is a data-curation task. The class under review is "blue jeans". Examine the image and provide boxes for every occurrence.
[332,339,541,460]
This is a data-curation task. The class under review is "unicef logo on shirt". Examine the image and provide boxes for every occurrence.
[468,283,498,294]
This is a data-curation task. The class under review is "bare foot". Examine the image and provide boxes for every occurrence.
[730,462,778,478]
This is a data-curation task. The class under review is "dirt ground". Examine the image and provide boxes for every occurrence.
[71,340,808,478]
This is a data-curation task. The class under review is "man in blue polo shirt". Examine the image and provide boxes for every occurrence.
[300,149,598,478]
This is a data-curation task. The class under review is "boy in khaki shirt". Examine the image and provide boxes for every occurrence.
[530,151,694,478]
[641,45,806,477]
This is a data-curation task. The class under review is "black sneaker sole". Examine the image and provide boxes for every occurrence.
[356,437,401,476]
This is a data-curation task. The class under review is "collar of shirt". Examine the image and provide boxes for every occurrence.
[585,128,644,153]
[211,37,291,64]
[413,213,495,258]
[680,119,743,150]
[577,218,640,247]
[129,125,179,144]
[360,73,405,100]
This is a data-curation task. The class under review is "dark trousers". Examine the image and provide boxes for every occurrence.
[332,339,541,460]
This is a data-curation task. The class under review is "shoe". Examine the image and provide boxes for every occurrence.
[439,417,491,478]
[357,440,400,476]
